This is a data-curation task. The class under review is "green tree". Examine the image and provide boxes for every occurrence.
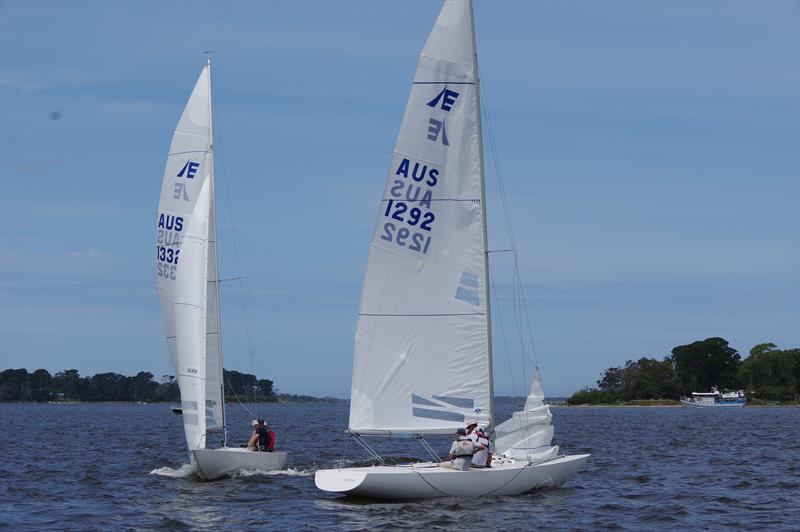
[738,343,798,400]
[29,369,52,402]
[0,368,31,401]
[671,337,740,395]
[129,371,159,401]
[256,378,275,399]
[53,369,82,399]
[82,373,125,401]
[595,357,678,400]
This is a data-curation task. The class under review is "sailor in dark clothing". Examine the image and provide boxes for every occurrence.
[247,419,274,452]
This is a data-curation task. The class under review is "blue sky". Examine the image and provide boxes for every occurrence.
[1,1,798,397]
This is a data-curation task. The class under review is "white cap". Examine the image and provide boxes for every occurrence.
[251,419,259,427]
[466,419,478,427]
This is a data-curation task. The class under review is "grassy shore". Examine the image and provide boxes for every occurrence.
[564,399,681,407]
[564,398,800,407]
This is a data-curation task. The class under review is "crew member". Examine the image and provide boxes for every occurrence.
[246,419,259,450]
[465,419,491,468]
[246,419,274,452]
[471,427,491,468]
[443,428,485,471]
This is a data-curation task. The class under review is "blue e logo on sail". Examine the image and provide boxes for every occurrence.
[426,87,460,111]
[173,160,200,200]
[177,160,200,179]
[425,87,460,146]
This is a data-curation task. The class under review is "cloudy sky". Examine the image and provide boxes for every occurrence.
[1,0,798,397]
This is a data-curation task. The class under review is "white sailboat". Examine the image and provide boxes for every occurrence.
[315,1,588,498]
[156,60,288,480]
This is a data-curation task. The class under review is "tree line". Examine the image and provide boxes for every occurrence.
[0,368,276,403]
[568,338,800,405]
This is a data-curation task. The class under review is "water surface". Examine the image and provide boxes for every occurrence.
[1,402,797,530]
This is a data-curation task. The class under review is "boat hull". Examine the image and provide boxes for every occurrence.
[315,453,590,499]
[679,400,745,408]
[191,447,288,480]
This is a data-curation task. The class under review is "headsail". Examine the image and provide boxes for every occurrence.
[494,368,559,462]
[156,65,219,450]
[349,0,492,435]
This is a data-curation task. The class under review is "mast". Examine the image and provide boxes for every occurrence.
[468,0,495,430]
[206,55,227,447]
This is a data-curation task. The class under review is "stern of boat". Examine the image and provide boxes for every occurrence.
[315,468,368,494]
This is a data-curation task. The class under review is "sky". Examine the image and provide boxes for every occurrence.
[1,0,798,398]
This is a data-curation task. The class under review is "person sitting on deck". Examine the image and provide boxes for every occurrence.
[470,427,491,468]
[246,419,274,452]
[245,419,259,450]
[443,428,485,471]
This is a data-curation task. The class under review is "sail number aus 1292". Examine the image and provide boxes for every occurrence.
[381,199,434,254]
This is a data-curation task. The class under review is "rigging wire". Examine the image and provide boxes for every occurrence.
[480,84,541,377]
[489,265,518,399]
[210,73,263,419]
[480,83,546,462]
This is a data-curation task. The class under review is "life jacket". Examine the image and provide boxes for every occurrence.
[453,438,474,457]
[257,426,275,451]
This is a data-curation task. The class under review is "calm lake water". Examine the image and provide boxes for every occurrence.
[1,402,798,530]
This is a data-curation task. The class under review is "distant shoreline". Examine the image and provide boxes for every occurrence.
[559,402,800,407]
[0,397,347,406]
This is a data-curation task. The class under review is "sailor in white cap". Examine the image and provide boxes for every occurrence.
[466,419,491,468]
[246,419,259,450]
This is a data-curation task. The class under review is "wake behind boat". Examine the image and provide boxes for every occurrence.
[314,0,588,499]
[156,59,287,479]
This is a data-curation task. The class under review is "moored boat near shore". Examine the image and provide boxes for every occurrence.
[680,388,746,408]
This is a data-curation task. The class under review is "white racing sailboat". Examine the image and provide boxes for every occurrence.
[315,0,588,498]
[156,60,288,480]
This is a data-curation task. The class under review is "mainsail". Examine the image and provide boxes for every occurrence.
[156,64,223,450]
[349,0,493,435]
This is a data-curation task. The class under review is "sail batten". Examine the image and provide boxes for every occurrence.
[348,0,491,435]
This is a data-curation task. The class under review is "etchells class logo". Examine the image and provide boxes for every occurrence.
[173,160,200,201]
[425,86,460,146]
[177,160,200,179]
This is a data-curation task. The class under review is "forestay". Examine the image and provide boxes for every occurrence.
[156,64,223,449]
[349,0,492,435]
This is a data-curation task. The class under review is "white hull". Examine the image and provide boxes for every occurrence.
[680,400,745,408]
[315,453,590,499]
[191,447,288,480]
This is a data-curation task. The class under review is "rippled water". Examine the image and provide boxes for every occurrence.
[1,402,798,530]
